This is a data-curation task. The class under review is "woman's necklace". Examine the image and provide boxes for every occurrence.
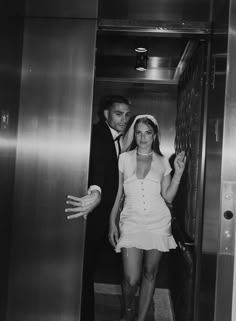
[137,151,153,156]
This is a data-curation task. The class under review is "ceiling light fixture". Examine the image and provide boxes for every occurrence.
[135,50,148,71]
[134,37,148,71]
[135,47,148,53]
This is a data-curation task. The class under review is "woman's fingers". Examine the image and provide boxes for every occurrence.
[175,151,186,169]
[109,230,118,248]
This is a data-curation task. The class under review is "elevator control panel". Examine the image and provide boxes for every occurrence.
[220,182,236,255]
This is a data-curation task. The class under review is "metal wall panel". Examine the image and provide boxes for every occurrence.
[198,0,229,320]
[215,0,236,319]
[0,17,24,321]
[24,0,98,18]
[7,18,97,321]
[2,0,98,19]
[98,0,210,23]
[199,59,226,321]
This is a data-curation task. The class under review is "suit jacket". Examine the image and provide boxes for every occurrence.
[86,121,119,240]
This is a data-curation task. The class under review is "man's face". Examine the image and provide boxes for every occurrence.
[104,103,131,133]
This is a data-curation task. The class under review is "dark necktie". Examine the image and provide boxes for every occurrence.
[114,135,122,156]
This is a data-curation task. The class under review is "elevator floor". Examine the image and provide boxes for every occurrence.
[94,283,174,321]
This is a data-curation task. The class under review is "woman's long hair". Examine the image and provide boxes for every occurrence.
[129,117,163,156]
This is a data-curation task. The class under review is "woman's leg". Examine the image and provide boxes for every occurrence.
[137,249,163,321]
[121,247,143,321]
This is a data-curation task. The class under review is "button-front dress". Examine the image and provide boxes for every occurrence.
[116,149,177,252]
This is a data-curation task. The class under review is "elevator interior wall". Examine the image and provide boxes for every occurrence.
[98,0,210,28]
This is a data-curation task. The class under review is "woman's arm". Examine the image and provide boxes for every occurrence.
[109,170,124,248]
[161,151,186,203]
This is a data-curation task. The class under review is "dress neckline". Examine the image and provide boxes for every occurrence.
[135,149,153,180]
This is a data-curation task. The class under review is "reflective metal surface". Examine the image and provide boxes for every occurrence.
[0,17,24,321]
[98,20,210,35]
[24,0,97,18]
[98,0,210,23]
[7,18,97,321]
[3,0,98,18]
[199,32,228,320]
[215,0,236,319]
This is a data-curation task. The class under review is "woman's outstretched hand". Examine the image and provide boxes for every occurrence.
[109,223,119,248]
[174,151,186,176]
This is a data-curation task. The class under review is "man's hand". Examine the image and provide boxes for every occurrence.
[65,190,101,220]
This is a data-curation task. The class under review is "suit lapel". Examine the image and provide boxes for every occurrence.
[98,121,117,159]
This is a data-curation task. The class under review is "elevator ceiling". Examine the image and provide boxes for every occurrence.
[3,0,228,28]
[95,33,201,84]
[2,0,228,84]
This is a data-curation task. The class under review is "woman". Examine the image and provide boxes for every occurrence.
[109,115,186,321]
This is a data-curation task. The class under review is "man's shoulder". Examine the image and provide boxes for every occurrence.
[92,121,106,131]
[92,121,111,138]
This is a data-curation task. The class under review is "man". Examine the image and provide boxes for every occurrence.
[65,95,131,321]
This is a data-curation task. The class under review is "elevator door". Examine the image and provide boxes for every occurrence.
[7,18,96,321]
[215,0,236,320]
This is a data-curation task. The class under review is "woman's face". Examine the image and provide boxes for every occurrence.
[135,122,155,150]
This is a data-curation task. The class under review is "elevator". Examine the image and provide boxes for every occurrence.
[0,1,235,321]
[92,25,206,321]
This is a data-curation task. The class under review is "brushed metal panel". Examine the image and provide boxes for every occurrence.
[1,0,98,18]
[198,34,228,321]
[24,0,98,18]
[0,17,24,321]
[215,0,236,320]
[220,183,236,256]
[7,18,96,321]
[0,1,25,17]
[215,255,234,321]
[98,0,210,23]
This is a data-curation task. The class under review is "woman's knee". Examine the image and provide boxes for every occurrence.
[142,266,158,282]
[123,274,140,288]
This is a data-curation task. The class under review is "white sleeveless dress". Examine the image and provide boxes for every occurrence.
[116,149,177,252]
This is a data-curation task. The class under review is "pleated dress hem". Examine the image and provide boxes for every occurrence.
[115,231,177,253]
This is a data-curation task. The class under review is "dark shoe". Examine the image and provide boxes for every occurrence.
[123,308,135,321]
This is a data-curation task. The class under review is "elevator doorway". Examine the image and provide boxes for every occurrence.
[91,30,207,321]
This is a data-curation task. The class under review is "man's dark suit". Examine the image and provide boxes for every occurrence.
[81,121,119,321]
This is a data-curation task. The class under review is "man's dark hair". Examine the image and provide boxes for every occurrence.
[97,95,131,121]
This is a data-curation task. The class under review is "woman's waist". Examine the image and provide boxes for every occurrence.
[124,195,167,205]
[119,215,172,232]
[121,203,171,217]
